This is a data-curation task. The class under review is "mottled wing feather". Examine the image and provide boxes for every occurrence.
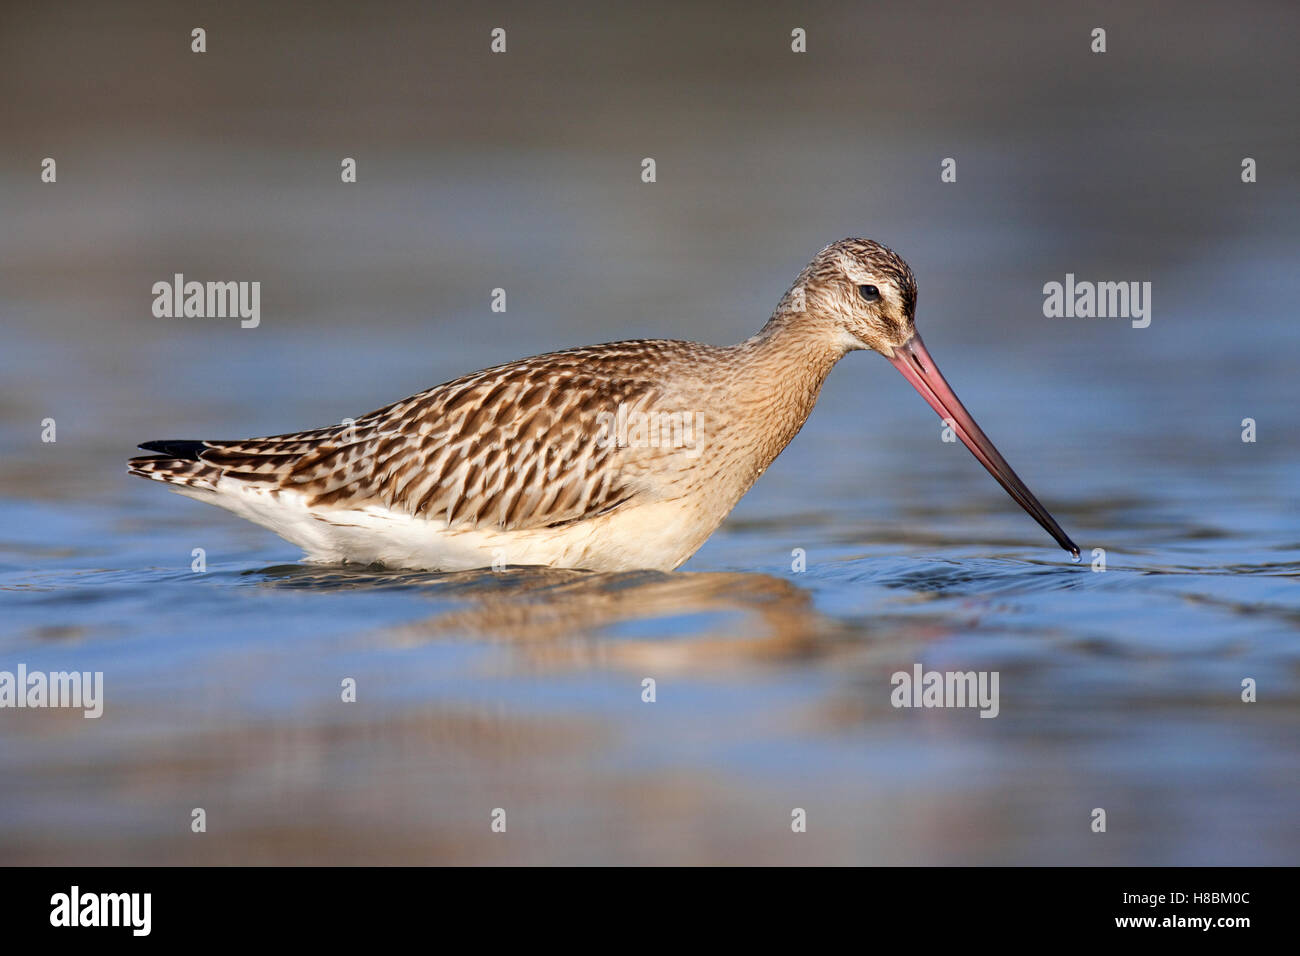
[135,341,701,531]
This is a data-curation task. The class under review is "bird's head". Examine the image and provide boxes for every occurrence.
[779,237,918,357]
[775,237,1079,559]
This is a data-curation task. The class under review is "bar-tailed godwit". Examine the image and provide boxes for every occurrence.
[129,239,1079,570]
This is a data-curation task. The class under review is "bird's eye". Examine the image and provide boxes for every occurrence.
[858,284,880,302]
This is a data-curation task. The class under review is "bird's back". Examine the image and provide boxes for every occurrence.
[129,338,737,539]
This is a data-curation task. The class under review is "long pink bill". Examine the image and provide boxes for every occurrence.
[888,332,1080,559]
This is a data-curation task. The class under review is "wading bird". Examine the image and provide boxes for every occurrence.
[129,239,1079,570]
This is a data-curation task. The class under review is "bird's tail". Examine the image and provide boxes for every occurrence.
[127,427,353,494]
[127,440,225,491]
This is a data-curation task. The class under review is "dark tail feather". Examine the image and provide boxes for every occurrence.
[137,439,208,459]
[130,437,298,490]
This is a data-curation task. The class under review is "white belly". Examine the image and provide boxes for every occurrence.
[172,480,721,572]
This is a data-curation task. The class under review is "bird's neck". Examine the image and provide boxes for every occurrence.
[725,312,849,471]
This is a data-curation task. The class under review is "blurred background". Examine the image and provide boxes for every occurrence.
[0,0,1297,863]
